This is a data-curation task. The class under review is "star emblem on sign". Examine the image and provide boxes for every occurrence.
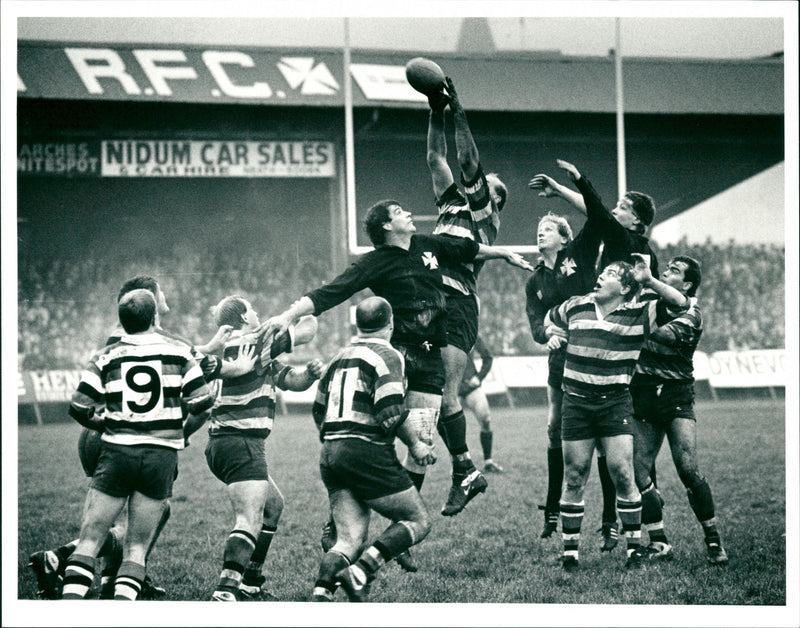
[422,252,439,269]
[560,257,577,276]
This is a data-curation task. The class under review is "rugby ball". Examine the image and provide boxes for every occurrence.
[405,57,446,95]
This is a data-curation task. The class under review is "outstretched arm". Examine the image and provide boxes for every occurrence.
[475,243,535,271]
[427,91,455,198]
[445,77,480,182]
[632,254,688,308]
[528,172,586,214]
[281,359,324,391]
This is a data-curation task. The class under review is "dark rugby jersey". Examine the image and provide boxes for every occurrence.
[209,330,292,438]
[633,293,703,384]
[547,294,661,397]
[525,221,601,345]
[432,166,500,296]
[307,234,479,348]
[70,332,214,450]
[575,176,659,276]
[313,337,406,446]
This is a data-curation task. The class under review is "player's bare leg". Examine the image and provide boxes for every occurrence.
[116,491,170,600]
[239,478,285,599]
[61,488,126,599]
[312,489,369,601]
[463,387,503,473]
[440,344,487,516]
[211,480,269,601]
[632,419,672,560]
[337,487,431,602]
[667,418,728,565]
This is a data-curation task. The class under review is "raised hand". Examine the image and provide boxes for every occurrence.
[555,159,581,182]
[529,174,560,198]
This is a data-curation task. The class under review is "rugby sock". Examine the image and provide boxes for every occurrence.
[353,544,390,583]
[216,529,256,594]
[650,464,658,489]
[146,501,171,560]
[114,560,146,600]
[374,523,415,559]
[617,498,643,556]
[560,500,584,560]
[687,478,721,545]
[439,411,470,459]
[99,531,123,597]
[546,447,564,516]
[62,553,96,599]
[480,430,493,461]
[597,455,618,524]
[641,482,668,544]
[243,524,277,585]
[313,550,350,599]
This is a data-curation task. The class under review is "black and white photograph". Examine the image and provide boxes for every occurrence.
[3,1,798,626]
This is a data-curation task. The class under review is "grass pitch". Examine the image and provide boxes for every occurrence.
[15,399,787,614]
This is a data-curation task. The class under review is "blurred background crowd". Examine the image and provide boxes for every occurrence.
[18,238,785,370]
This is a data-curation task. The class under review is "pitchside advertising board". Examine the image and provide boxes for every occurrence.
[18,349,788,407]
[18,140,336,178]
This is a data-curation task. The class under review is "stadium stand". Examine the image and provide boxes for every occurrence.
[18,238,785,370]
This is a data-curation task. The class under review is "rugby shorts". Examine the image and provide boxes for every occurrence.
[631,381,696,425]
[395,342,445,395]
[561,389,635,441]
[319,438,413,501]
[444,292,479,353]
[205,433,269,484]
[91,442,178,500]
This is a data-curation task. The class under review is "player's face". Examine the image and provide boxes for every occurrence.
[156,287,169,314]
[537,221,566,252]
[387,204,415,235]
[242,300,260,329]
[593,264,627,302]
[661,260,690,293]
[612,196,639,230]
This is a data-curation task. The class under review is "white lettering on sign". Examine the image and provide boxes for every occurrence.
[65,48,142,95]
[202,51,272,99]
[133,49,198,96]
[18,142,100,175]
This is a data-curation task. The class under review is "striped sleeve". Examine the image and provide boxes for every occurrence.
[182,357,215,416]
[372,346,406,435]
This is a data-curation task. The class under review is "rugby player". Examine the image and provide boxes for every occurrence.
[422,77,509,515]
[310,297,436,602]
[204,296,323,601]
[629,256,729,565]
[61,290,215,599]
[524,210,620,546]
[543,256,688,570]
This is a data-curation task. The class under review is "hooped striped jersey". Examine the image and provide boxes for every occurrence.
[312,337,406,446]
[209,330,292,438]
[69,331,215,450]
[633,294,703,384]
[432,165,500,296]
[546,294,662,397]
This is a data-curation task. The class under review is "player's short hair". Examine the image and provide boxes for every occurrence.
[486,173,508,212]
[537,212,574,242]
[214,295,248,330]
[607,261,639,300]
[118,275,159,302]
[672,255,702,297]
[118,289,156,333]
[364,200,400,246]
[625,191,655,232]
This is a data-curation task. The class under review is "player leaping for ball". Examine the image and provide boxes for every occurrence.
[409,75,509,517]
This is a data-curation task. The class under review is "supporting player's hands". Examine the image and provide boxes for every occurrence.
[545,326,568,351]
[409,439,437,466]
[428,89,450,112]
[504,250,535,272]
[224,343,256,377]
[197,324,235,354]
[529,174,561,198]
[258,313,294,353]
[555,159,581,183]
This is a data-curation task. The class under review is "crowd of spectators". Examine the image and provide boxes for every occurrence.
[18,238,786,371]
